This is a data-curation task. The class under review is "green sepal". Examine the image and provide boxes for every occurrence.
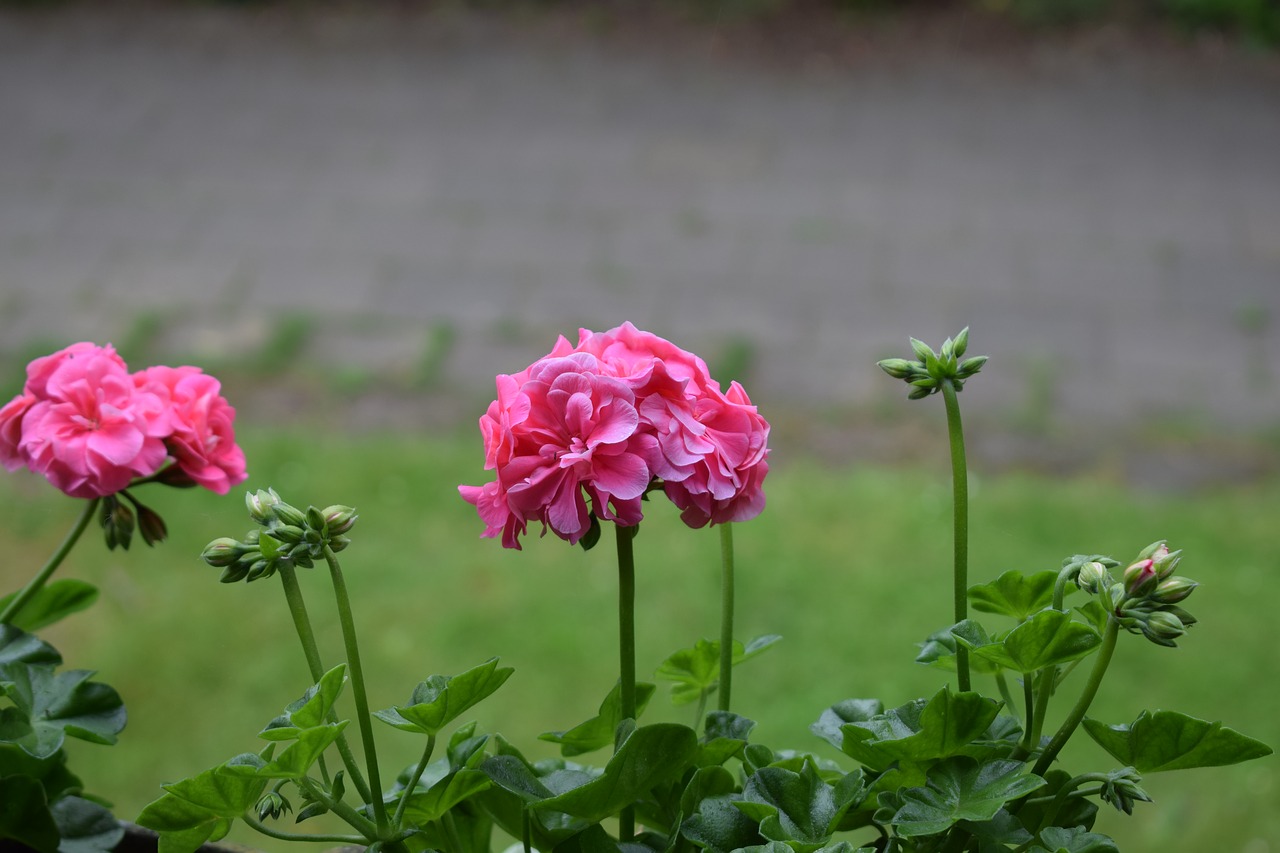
[0,773,60,852]
[539,680,656,757]
[0,665,125,758]
[1029,825,1120,853]
[578,515,603,552]
[259,664,347,741]
[733,760,866,852]
[961,611,1102,674]
[656,635,782,706]
[534,723,698,823]
[0,581,99,634]
[891,757,1045,837]
[254,722,349,778]
[1082,710,1273,772]
[968,570,1060,621]
[0,626,61,668]
[838,688,1001,772]
[373,657,513,737]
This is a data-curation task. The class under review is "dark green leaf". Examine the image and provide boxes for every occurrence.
[839,688,1000,771]
[0,773,59,852]
[50,795,124,853]
[0,582,99,634]
[394,767,492,823]
[374,658,513,737]
[0,666,125,758]
[536,723,698,823]
[579,515,602,552]
[1030,825,1120,853]
[965,610,1101,674]
[809,700,883,751]
[1016,769,1098,835]
[892,757,1046,838]
[916,623,1003,675]
[682,793,766,853]
[539,681,656,757]
[0,626,61,667]
[968,570,1060,621]
[736,760,865,850]
[1083,710,1273,772]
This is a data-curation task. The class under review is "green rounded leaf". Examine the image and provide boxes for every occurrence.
[0,581,100,634]
[50,795,124,853]
[968,570,1059,621]
[893,757,1046,838]
[1082,710,1273,773]
[839,688,1000,771]
[374,658,513,737]
[0,666,125,758]
[538,680,656,757]
[0,626,61,668]
[968,610,1101,674]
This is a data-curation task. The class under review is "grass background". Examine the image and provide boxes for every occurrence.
[2,420,1278,851]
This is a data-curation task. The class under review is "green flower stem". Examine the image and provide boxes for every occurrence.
[1023,566,1082,754]
[324,545,392,838]
[296,775,382,839]
[277,563,374,805]
[994,671,1019,721]
[392,733,437,829]
[718,523,736,714]
[1,497,99,625]
[615,523,637,842]
[940,379,971,693]
[242,814,366,845]
[1032,617,1121,777]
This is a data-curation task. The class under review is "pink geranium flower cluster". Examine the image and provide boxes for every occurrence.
[460,323,770,549]
[0,342,247,498]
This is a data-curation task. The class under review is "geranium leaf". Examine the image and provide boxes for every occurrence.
[809,699,883,751]
[972,610,1101,674]
[892,757,1046,837]
[392,768,492,823]
[682,793,767,853]
[656,636,782,707]
[539,680,656,756]
[0,665,125,758]
[0,581,99,634]
[0,774,59,853]
[917,622,1003,674]
[968,570,1060,621]
[0,626,61,667]
[839,688,1000,771]
[149,752,268,820]
[1030,825,1120,853]
[373,658,513,737]
[535,723,697,823]
[736,760,866,849]
[1082,710,1273,772]
[255,722,348,778]
[50,795,124,853]
[259,664,346,741]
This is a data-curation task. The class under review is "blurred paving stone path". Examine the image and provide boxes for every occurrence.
[1,5,1278,446]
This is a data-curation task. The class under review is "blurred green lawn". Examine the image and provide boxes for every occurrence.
[2,427,1277,851]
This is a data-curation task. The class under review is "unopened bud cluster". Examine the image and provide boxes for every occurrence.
[202,488,357,583]
[878,327,988,400]
[1092,541,1199,647]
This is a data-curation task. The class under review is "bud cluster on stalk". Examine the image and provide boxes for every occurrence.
[877,327,988,400]
[1085,540,1199,648]
[201,488,357,583]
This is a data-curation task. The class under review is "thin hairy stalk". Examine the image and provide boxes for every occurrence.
[393,734,437,829]
[1033,618,1121,777]
[277,564,373,804]
[242,814,365,845]
[718,523,736,713]
[295,776,381,839]
[324,545,391,836]
[615,523,638,842]
[1,497,99,625]
[939,379,971,692]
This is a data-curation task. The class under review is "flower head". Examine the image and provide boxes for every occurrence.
[461,324,770,548]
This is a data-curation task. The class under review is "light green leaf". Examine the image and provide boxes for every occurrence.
[0,581,99,633]
[656,636,781,707]
[374,658,513,737]
[1083,710,1273,773]
[965,610,1101,674]
[968,570,1060,621]
[259,664,346,741]
[394,767,492,823]
[149,753,268,821]
[255,722,348,778]
[538,681,656,757]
